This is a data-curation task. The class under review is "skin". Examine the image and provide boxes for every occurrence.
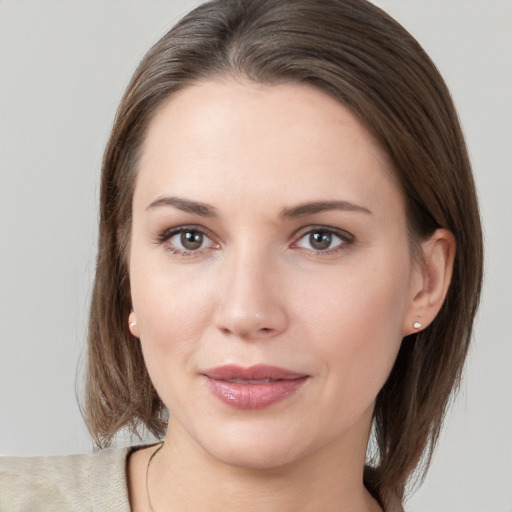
[126,79,455,512]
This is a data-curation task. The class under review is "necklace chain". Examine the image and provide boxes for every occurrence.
[145,443,164,512]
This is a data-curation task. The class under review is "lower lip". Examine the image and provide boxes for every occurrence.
[205,377,308,410]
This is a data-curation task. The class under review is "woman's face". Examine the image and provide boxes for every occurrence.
[129,80,421,469]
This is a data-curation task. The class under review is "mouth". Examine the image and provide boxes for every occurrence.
[202,364,309,410]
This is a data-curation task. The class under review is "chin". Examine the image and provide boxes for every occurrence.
[209,439,305,471]
[194,418,330,472]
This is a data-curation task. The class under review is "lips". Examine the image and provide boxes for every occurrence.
[202,364,308,410]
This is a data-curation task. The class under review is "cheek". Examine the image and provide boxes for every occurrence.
[129,252,216,377]
[297,256,410,404]
[130,279,214,414]
[134,278,212,344]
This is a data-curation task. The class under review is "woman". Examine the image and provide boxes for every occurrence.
[0,0,482,511]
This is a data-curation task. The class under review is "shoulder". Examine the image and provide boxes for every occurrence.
[0,447,131,512]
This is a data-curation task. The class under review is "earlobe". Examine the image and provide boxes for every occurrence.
[128,310,140,338]
[403,228,456,336]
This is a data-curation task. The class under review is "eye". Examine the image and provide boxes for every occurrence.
[172,230,206,251]
[157,226,219,256]
[293,227,353,253]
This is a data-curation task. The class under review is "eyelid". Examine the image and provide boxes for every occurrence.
[155,224,220,254]
[291,225,355,253]
[154,224,354,257]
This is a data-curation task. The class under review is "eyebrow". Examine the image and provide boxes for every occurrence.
[147,196,218,217]
[146,196,371,219]
[280,200,372,218]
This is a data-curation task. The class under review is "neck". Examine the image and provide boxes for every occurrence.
[147,414,381,512]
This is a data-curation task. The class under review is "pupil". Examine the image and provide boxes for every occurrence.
[310,231,332,250]
[181,231,203,250]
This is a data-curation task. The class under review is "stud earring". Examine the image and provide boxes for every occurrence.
[129,321,137,328]
[413,321,422,329]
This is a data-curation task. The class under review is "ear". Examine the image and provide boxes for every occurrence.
[128,310,140,338]
[403,228,456,336]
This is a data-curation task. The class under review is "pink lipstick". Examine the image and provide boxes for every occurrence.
[202,364,308,410]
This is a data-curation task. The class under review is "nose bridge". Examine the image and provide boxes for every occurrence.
[215,240,287,338]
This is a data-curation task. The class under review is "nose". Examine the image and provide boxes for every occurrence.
[214,249,288,340]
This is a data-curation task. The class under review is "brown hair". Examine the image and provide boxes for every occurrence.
[84,0,483,507]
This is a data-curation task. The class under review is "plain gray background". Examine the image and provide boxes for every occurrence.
[0,1,511,511]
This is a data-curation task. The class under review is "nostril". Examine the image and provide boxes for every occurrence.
[214,297,287,339]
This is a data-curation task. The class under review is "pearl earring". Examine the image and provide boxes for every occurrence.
[413,321,422,329]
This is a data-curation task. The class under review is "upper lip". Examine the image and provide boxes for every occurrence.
[202,364,308,382]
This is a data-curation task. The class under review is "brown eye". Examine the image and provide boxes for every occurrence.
[181,230,203,250]
[161,226,219,256]
[309,231,332,250]
[294,227,352,254]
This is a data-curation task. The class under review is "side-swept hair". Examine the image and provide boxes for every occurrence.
[84,0,483,507]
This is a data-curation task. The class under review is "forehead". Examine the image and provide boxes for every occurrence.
[136,79,403,218]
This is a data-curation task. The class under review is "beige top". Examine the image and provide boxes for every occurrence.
[0,447,131,512]
[1,447,403,512]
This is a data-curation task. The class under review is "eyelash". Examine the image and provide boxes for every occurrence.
[291,225,355,256]
[155,225,355,258]
[156,225,218,257]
